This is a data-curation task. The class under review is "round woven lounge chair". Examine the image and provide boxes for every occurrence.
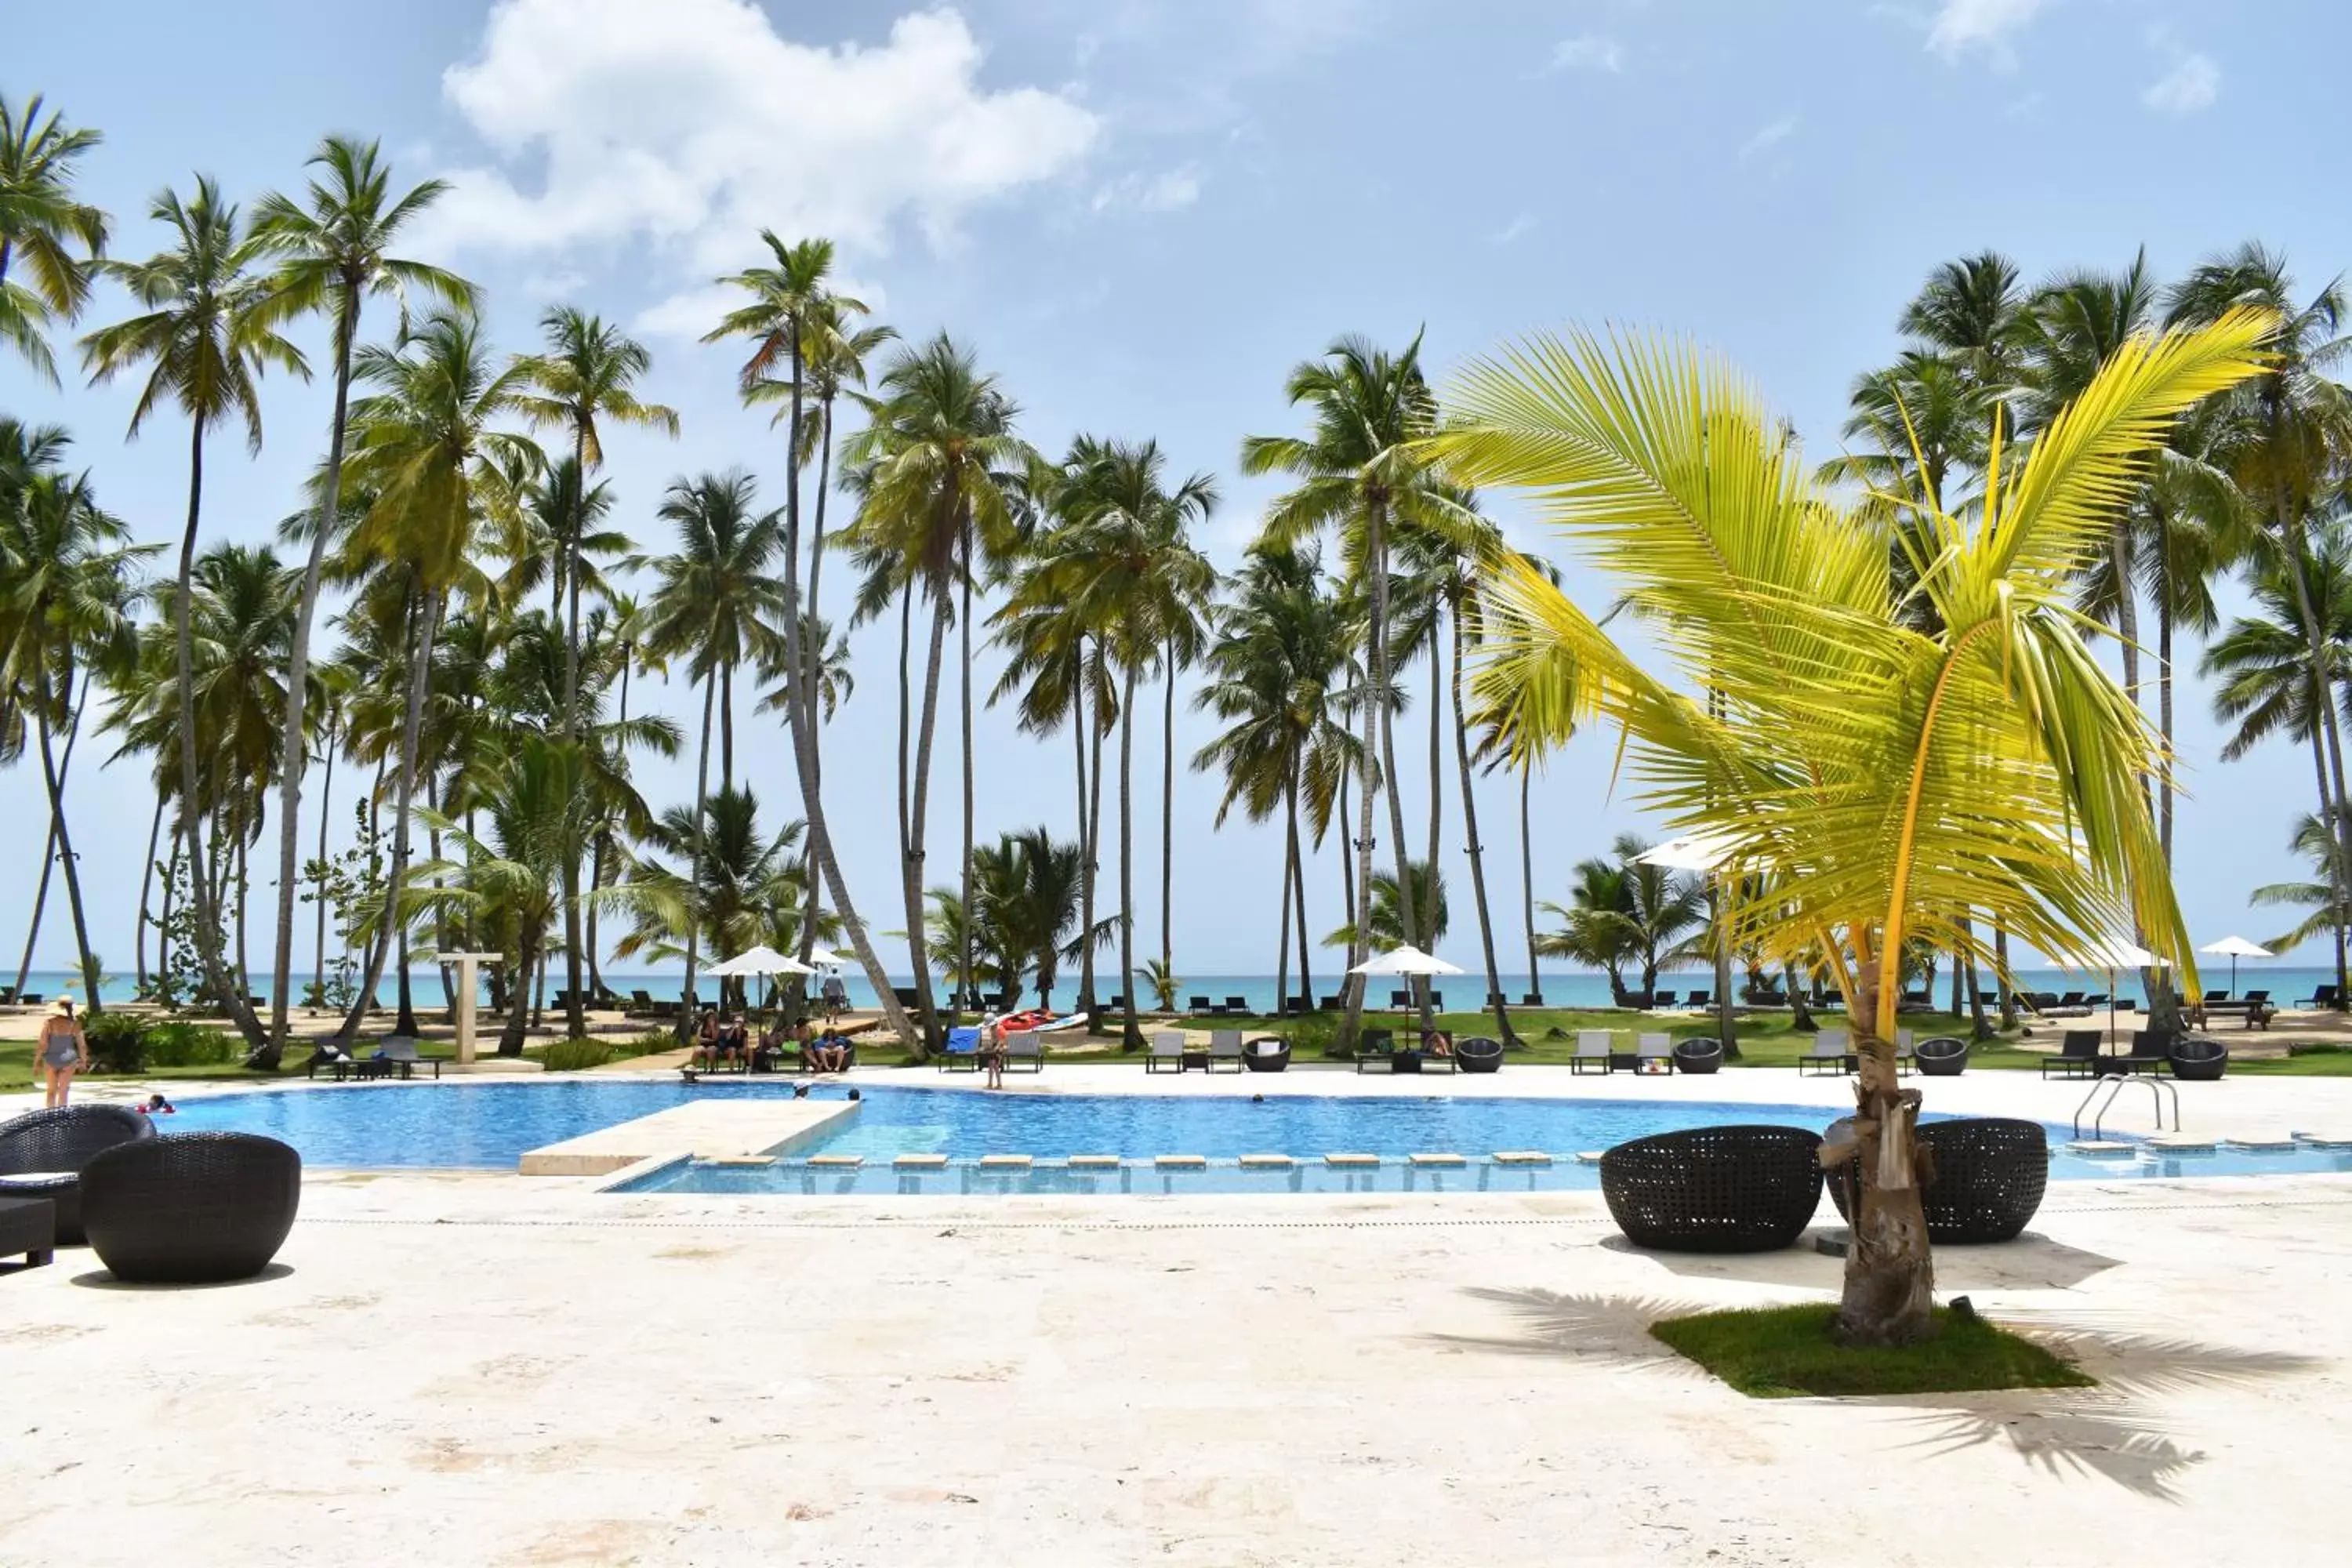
[1242,1036,1291,1073]
[81,1132,302,1283]
[1825,1116,2047,1243]
[2169,1036,2227,1081]
[1599,1125,1824,1253]
[1913,1035,1969,1076]
[1670,1040,1722,1075]
[0,1104,155,1244]
[1455,1036,1504,1073]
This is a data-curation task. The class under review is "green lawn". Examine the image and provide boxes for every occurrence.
[1651,1302,2092,1398]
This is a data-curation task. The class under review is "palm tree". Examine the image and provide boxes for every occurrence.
[0,437,146,1007]
[964,826,1102,1008]
[0,93,109,382]
[1535,837,1707,1003]
[252,135,470,1062]
[1436,306,2267,1342]
[514,307,677,1038]
[631,471,789,1029]
[2249,812,2352,960]
[80,175,307,1051]
[1243,332,1467,1045]
[1324,861,1448,954]
[612,785,810,1010]
[332,305,535,1037]
[839,333,1030,1051]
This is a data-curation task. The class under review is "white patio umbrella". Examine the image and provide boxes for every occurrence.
[706,945,815,978]
[1633,831,1742,873]
[803,947,851,968]
[2051,937,2161,1049]
[1348,944,1465,977]
[2198,935,2271,996]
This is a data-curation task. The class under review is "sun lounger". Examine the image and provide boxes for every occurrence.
[1651,990,1677,1008]
[1188,995,1215,1016]
[372,1037,441,1079]
[939,1026,982,1071]
[1002,1029,1045,1073]
[1318,994,1343,1011]
[1571,1031,1613,1075]
[1145,1032,1186,1073]
[1388,989,1412,1010]
[1635,1033,1675,1073]
[1353,1027,1399,1073]
[1206,1030,1246,1072]
[1684,989,1711,1010]
[1223,996,1250,1017]
[1797,1029,1850,1076]
[2296,984,2341,1009]
[1520,992,1544,1006]
[2042,1029,2103,1079]
[2110,1030,2170,1076]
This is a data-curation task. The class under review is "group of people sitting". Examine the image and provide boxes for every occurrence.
[688,1010,855,1074]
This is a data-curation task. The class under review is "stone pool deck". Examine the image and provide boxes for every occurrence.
[3,1158,2350,1565]
[517,1097,857,1175]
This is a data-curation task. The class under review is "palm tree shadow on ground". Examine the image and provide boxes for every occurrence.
[1592,1232,2125,1293]
[1428,1287,2322,1502]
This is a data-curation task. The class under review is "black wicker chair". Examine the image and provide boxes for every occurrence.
[0,1104,156,1244]
[1825,1116,2047,1243]
[1599,1125,1825,1253]
[1670,1039,1722,1075]
[2169,1036,2228,1081]
[1242,1036,1291,1073]
[1913,1035,1968,1076]
[1456,1036,1504,1073]
[80,1133,302,1283]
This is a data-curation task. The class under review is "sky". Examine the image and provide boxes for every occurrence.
[6,0,2349,981]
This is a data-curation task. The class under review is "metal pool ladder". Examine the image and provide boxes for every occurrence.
[2072,1072,2180,1138]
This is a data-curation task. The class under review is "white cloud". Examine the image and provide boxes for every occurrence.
[1737,114,1798,162]
[1926,0,2049,64]
[1551,34,1625,73]
[1091,165,1204,214]
[420,1,1098,270]
[1490,212,1537,246]
[2142,29,2219,115]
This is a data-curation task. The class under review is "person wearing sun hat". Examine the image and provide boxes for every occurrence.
[37,996,89,1109]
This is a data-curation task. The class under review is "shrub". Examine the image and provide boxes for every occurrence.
[617,1030,674,1059]
[1282,1013,1342,1061]
[540,1037,615,1073]
[83,1013,149,1073]
[144,1022,239,1068]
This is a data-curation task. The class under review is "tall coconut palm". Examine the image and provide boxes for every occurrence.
[252,135,471,1062]
[514,307,677,1038]
[839,333,1031,1051]
[332,305,535,1038]
[80,175,307,1051]
[1436,306,2269,1343]
[1243,332,1467,1045]
[631,471,789,1029]
[0,93,109,382]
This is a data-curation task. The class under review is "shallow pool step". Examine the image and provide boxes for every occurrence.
[978,1154,1033,1169]
[1408,1152,1466,1167]
[805,1153,864,1168]
[708,1155,775,1167]
[1492,1151,1553,1166]
[892,1152,949,1170]
[2220,1133,2297,1152]
[1323,1152,1380,1168]
[2067,1140,2137,1156]
[2295,1129,2352,1149]
[1575,1151,1606,1164]
[2140,1135,2215,1154]
[1237,1153,1294,1169]
[1066,1154,1122,1169]
[1155,1153,1208,1169]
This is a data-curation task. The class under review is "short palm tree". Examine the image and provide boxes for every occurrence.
[1324,861,1448,955]
[0,93,110,382]
[2250,812,2352,960]
[80,175,307,1051]
[252,134,471,1060]
[1435,305,2270,1343]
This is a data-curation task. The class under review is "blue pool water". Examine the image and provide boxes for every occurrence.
[157,1080,2352,1192]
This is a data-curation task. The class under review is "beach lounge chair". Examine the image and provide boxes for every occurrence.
[1798,1029,1850,1076]
[2056,991,2085,1008]
[1318,994,1343,1011]
[375,1037,441,1080]
[1521,992,1544,1006]
[2296,983,2341,1009]
[1388,989,1413,1010]
[1282,995,1311,1016]
[1684,989,1711,1010]
[2042,1029,2103,1079]
[938,1026,983,1071]
[1223,996,1250,1017]
[1188,995,1215,1016]
[1353,1027,1398,1073]
[1145,1032,1186,1073]
[1206,1030,1246,1072]
[2110,1031,2170,1076]
[1635,1033,1675,1073]
[1105,995,1128,1011]
[1428,990,1445,1011]
[1652,990,1678,1008]
[1002,1030,1046,1073]
[1571,1031,1613,1075]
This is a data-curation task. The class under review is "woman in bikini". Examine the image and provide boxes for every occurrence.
[38,998,89,1109]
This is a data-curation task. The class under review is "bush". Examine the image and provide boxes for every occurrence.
[144,1022,239,1068]
[83,1014,149,1073]
[540,1037,615,1073]
[1282,1014,1342,1061]
[617,1030,674,1059]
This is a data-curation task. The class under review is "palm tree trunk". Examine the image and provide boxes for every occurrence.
[904,590,952,1048]
[1160,635,1178,990]
[1840,939,1936,1346]
[1994,927,2017,1031]
[1290,785,1313,1014]
[1520,764,1539,1003]
[31,666,102,1009]
[1074,674,1097,1020]
[796,397,839,973]
[1338,724,1375,1056]
[2310,719,2347,1000]
[499,935,537,1056]
[2158,597,2176,869]
[267,286,360,1066]
[311,716,336,1008]
[1451,605,1511,1044]
[136,789,163,996]
[234,825,252,1004]
[14,668,89,1000]
[1118,661,1142,1047]
[1425,619,1443,953]
[1276,759,1296,1017]
[158,830,180,1000]
[1962,914,1991,1040]
[958,512,977,1013]
[719,660,735,793]
[2278,506,2352,1004]
[1368,504,1423,1031]
[339,585,441,1043]
[1336,772,1355,947]
[1088,674,1108,1022]
[559,432,590,1042]
[678,664,717,1039]
[174,417,264,1047]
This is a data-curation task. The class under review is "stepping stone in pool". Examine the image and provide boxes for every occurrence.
[2220,1132,2297,1152]
[1237,1153,1294,1169]
[1323,1152,1381,1168]
[1408,1152,1466,1167]
[1066,1154,1123,1169]
[1155,1153,1209,1169]
[2295,1129,2352,1149]
[2141,1134,2215,1153]
[806,1154,864,1167]
[978,1154,1034,1169]
[1574,1152,1606,1164]
[2066,1140,2136,1156]
[893,1153,949,1170]
[709,1155,775,1167]
[1491,1151,1553,1166]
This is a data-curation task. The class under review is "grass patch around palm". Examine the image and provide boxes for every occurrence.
[1650,1302,2092,1398]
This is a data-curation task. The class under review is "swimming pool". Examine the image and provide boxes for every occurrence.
[157,1079,2352,1191]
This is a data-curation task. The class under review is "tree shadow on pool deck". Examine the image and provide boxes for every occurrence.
[1593,1229,2124,1291]
[1430,1288,2322,1502]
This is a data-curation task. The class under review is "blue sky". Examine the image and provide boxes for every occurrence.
[6,0,2348,978]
